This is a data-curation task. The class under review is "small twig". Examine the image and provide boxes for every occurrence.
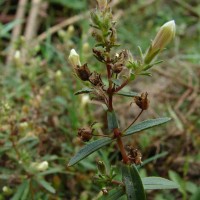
[6,0,28,65]
[111,179,124,186]
[174,0,200,18]
[25,0,42,40]
[153,68,193,89]
[123,109,143,133]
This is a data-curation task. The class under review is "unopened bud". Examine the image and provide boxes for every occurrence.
[144,20,176,64]
[83,42,90,53]
[2,186,13,195]
[67,25,74,34]
[97,161,106,174]
[78,127,93,142]
[36,161,49,171]
[55,70,62,78]
[68,49,81,67]
[14,50,21,60]
[134,92,149,110]
[75,63,91,81]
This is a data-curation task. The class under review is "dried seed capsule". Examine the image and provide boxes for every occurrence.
[134,92,149,110]
[112,63,124,73]
[75,63,91,81]
[89,71,103,86]
[127,146,142,165]
[78,127,94,142]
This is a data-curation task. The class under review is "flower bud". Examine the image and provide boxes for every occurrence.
[2,186,13,196]
[67,25,74,34]
[36,161,49,171]
[68,49,81,67]
[97,161,106,175]
[144,20,176,64]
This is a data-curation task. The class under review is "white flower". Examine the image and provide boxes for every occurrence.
[68,49,81,67]
[144,20,176,64]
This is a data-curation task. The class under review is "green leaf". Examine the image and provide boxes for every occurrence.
[99,187,125,200]
[107,111,119,132]
[116,90,139,97]
[121,164,146,200]
[11,180,29,200]
[49,0,86,9]
[36,179,56,194]
[191,189,200,200]
[39,167,63,176]
[140,151,168,167]
[74,87,93,95]
[124,118,171,137]
[142,177,179,190]
[112,79,122,86]
[68,138,113,166]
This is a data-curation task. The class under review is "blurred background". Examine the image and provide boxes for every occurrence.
[0,0,199,199]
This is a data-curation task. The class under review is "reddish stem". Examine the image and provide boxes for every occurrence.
[117,136,129,164]
[115,79,129,93]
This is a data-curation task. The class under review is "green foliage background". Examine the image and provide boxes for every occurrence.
[0,0,199,199]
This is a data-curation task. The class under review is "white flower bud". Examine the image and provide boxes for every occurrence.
[81,95,90,107]
[144,20,176,64]
[36,161,49,171]
[55,70,62,78]
[67,25,74,34]
[68,49,81,67]
[14,50,21,60]
[2,186,9,193]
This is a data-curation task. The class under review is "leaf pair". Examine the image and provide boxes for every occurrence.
[68,117,171,166]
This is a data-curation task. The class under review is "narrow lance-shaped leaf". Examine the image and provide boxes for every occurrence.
[68,138,113,166]
[142,177,179,190]
[36,178,55,194]
[11,180,29,200]
[107,111,119,132]
[121,164,146,200]
[124,117,171,137]
[116,90,139,97]
[74,87,93,95]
